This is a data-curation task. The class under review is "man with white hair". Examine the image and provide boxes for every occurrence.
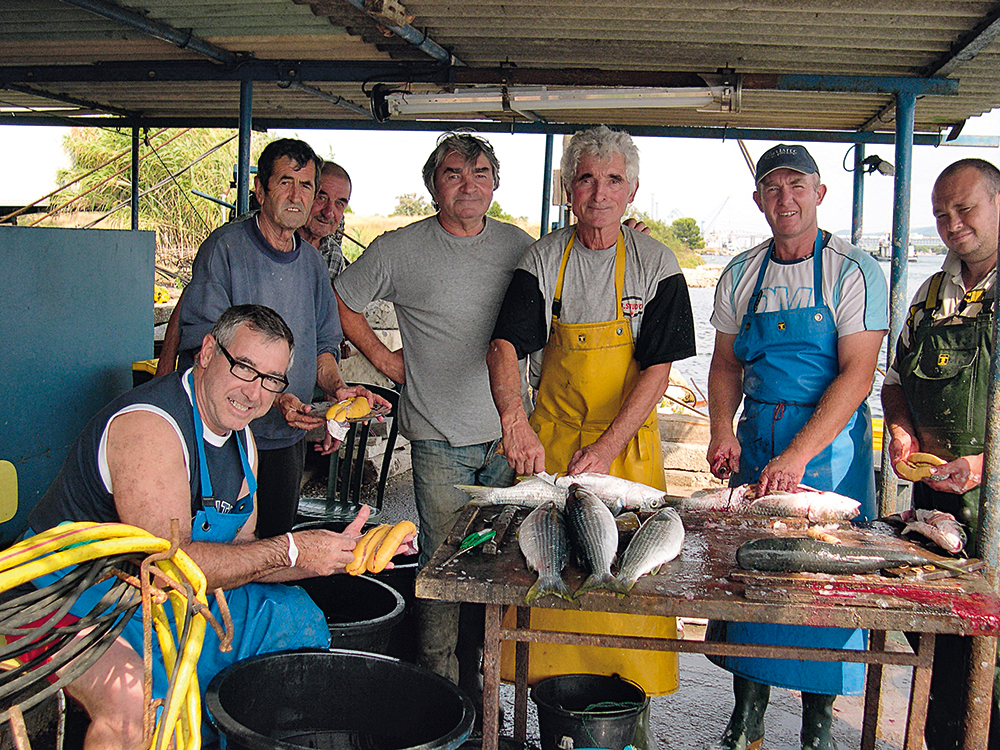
[488,125,696,742]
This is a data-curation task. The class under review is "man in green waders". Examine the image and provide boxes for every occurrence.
[882,158,1000,749]
[706,144,888,750]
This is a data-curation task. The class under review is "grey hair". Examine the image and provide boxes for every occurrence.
[322,161,352,185]
[936,158,1000,197]
[561,125,640,194]
[211,304,295,366]
[422,131,500,207]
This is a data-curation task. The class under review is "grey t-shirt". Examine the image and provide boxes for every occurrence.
[335,215,534,445]
[493,225,695,387]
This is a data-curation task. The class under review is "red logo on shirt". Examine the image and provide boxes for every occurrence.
[621,297,644,317]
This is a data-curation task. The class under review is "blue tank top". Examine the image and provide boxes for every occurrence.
[30,371,252,531]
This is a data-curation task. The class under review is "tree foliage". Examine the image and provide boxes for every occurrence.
[486,201,516,222]
[392,193,434,216]
[626,210,703,268]
[670,217,706,250]
[54,127,272,262]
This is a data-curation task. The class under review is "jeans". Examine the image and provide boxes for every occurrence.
[410,438,514,713]
[410,438,514,567]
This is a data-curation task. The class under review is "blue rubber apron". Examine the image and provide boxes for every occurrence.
[709,231,874,695]
[32,374,329,740]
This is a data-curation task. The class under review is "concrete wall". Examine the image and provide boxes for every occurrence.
[0,226,154,542]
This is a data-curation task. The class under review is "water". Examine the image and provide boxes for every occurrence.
[682,252,947,420]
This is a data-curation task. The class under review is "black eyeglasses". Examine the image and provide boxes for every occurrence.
[216,341,289,393]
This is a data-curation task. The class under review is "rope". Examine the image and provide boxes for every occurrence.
[0,522,229,750]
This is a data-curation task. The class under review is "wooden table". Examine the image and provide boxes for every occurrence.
[415,504,1000,750]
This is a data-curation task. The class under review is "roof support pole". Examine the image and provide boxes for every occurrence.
[878,92,915,516]
[977,242,1000,591]
[539,134,554,237]
[237,78,253,216]
[851,144,865,246]
[130,125,140,231]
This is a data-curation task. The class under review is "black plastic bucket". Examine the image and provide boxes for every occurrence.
[293,520,418,661]
[295,573,404,654]
[530,674,648,750]
[206,649,474,750]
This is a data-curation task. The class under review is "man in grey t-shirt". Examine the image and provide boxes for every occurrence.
[334,132,533,725]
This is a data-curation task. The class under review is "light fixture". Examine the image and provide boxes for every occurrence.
[861,155,895,176]
[384,85,731,117]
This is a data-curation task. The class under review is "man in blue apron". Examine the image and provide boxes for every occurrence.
[882,158,1000,749]
[27,305,415,750]
[706,145,888,750]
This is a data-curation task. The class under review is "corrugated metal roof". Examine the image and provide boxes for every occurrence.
[2,0,1000,136]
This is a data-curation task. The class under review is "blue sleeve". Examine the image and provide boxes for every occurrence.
[177,233,235,354]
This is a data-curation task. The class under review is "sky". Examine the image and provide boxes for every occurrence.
[5,107,1000,238]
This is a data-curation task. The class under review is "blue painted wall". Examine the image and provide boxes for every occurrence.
[0,226,154,543]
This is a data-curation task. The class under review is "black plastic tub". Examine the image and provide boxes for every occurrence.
[206,649,474,750]
[531,674,648,750]
[295,573,404,654]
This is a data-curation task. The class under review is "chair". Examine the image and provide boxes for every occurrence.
[310,384,401,524]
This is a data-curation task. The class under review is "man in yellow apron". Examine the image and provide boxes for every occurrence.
[487,125,696,740]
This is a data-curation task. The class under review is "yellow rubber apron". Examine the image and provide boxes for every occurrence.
[500,230,678,695]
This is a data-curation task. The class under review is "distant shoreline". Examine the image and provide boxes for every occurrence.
[683,263,724,288]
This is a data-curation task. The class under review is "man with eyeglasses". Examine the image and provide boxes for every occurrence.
[169,139,384,539]
[26,305,415,750]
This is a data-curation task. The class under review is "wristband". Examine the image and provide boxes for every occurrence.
[286,532,299,567]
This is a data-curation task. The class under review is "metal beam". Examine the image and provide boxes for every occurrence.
[539,133,554,237]
[1,82,133,118]
[131,125,139,231]
[338,0,463,66]
[0,60,451,85]
[285,81,371,119]
[237,78,252,216]
[851,144,864,246]
[741,74,958,96]
[59,0,238,65]
[879,91,916,516]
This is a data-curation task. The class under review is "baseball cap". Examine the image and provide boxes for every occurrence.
[754,144,819,183]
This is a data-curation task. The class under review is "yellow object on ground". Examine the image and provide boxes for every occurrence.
[154,285,171,304]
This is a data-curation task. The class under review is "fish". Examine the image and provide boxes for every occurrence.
[888,509,967,554]
[565,485,628,597]
[736,536,967,575]
[456,476,568,508]
[615,507,685,592]
[669,484,860,521]
[518,501,573,603]
[457,472,668,512]
[549,473,669,512]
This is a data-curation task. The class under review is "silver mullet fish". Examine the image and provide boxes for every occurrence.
[615,507,685,592]
[897,508,966,554]
[457,472,667,512]
[518,501,573,603]
[565,485,627,597]
[674,484,860,521]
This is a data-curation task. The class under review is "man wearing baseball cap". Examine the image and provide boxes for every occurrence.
[705,144,888,749]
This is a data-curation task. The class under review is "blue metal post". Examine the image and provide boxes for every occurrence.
[978,242,1000,590]
[130,124,140,231]
[539,134,554,237]
[237,77,252,216]
[878,91,915,515]
[851,144,865,246]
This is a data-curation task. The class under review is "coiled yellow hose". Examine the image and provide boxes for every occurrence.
[0,522,213,750]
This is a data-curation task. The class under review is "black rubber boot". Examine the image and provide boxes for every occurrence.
[800,692,838,750]
[711,675,769,750]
